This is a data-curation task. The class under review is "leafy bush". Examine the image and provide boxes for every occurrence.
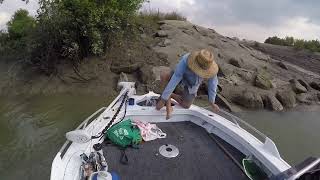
[0,9,35,60]
[265,36,320,52]
[7,9,35,40]
[1,0,144,74]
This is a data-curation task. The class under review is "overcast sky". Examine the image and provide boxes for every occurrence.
[1,0,319,42]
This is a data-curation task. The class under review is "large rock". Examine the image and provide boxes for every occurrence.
[216,94,235,112]
[110,62,141,74]
[297,79,310,90]
[310,81,320,91]
[236,70,254,82]
[229,57,243,68]
[232,90,264,109]
[250,51,271,62]
[255,73,273,90]
[290,79,307,94]
[217,63,234,77]
[229,74,245,86]
[296,93,312,105]
[158,39,171,47]
[277,61,289,70]
[155,30,168,37]
[276,90,296,108]
[263,94,283,111]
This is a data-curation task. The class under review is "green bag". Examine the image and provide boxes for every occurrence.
[106,119,142,148]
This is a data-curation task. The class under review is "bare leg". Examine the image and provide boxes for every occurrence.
[159,69,175,119]
[166,98,173,120]
[159,68,172,91]
[171,93,183,104]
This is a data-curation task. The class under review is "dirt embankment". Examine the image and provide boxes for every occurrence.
[1,20,320,112]
[247,42,320,76]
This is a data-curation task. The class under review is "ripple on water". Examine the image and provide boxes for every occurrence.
[0,94,110,180]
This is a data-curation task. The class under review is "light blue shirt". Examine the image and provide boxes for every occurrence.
[161,53,219,104]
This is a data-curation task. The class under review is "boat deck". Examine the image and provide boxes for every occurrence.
[102,121,249,180]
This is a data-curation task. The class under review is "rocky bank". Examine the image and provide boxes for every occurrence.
[1,20,320,112]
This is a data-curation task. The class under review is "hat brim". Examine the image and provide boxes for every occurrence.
[187,51,219,78]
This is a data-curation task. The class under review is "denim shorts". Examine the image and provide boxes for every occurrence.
[170,72,196,104]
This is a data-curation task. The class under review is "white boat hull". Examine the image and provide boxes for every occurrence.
[51,82,292,180]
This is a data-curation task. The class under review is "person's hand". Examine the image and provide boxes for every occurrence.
[156,98,166,110]
[211,103,220,112]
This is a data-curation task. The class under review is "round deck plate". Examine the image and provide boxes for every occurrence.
[159,144,179,158]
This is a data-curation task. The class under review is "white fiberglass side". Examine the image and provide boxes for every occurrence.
[50,82,291,180]
[51,83,135,180]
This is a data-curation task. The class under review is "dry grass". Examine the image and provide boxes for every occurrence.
[138,10,187,22]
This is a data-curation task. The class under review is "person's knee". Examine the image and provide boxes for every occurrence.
[181,101,192,109]
[160,70,171,81]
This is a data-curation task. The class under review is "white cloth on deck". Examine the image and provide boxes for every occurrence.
[132,120,167,141]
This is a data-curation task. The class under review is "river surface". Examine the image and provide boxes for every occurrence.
[0,94,319,179]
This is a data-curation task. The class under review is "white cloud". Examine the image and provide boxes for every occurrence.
[0,12,10,29]
[0,0,38,30]
[199,17,320,42]
[143,0,320,42]
[276,17,320,40]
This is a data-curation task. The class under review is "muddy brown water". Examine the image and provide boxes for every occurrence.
[0,94,319,179]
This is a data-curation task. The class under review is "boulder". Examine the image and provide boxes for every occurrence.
[263,94,283,111]
[138,26,144,33]
[159,24,173,30]
[110,62,141,74]
[310,81,320,91]
[182,29,194,36]
[290,79,307,94]
[232,90,264,109]
[216,94,235,112]
[276,90,296,108]
[151,66,171,81]
[296,93,312,105]
[155,30,168,37]
[237,70,254,82]
[217,64,234,77]
[277,61,289,70]
[255,73,273,90]
[250,52,271,62]
[157,21,166,25]
[229,57,243,68]
[297,79,310,90]
[192,25,209,36]
[159,39,171,47]
[229,74,244,86]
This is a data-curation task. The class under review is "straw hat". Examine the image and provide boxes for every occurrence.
[187,49,218,78]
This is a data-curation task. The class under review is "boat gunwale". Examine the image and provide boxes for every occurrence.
[51,82,291,180]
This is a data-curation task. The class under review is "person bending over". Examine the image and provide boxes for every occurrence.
[156,49,220,119]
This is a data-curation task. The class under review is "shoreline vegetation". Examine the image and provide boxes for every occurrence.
[1,0,320,112]
[0,0,187,74]
[264,36,320,53]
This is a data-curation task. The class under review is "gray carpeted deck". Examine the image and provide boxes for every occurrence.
[102,121,249,180]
